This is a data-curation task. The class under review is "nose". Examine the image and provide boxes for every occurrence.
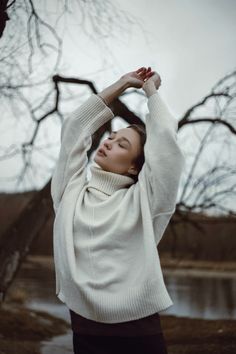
[104,140,111,150]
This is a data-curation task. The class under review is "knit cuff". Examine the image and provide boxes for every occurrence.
[68,94,115,137]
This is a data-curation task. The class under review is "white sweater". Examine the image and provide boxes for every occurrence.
[51,92,185,323]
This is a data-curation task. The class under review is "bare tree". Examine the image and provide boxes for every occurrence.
[0,0,12,38]
[0,0,142,190]
[0,0,145,302]
[178,70,236,217]
[1,2,235,216]
[0,0,236,302]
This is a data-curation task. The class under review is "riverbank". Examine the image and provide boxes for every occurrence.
[21,254,236,273]
[0,303,70,354]
[160,254,236,273]
[0,302,235,354]
[0,254,236,353]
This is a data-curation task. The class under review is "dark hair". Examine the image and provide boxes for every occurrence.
[126,124,146,183]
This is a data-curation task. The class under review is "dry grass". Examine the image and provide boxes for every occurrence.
[160,255,236,272]
[161,315,236,353]
[0,303,70,354]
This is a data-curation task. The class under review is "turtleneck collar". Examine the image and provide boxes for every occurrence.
[87,163,135,196]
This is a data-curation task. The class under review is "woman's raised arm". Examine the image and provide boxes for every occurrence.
[136,70,185,245]
[50,94,114,213]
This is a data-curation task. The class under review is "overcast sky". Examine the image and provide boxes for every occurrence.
[59,0,236,116]
[117,0,236,115]
[0,0,235,216]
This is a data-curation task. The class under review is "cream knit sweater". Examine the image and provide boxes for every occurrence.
[50,92,185,323]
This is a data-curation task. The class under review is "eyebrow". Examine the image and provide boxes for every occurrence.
[111,131,132,147]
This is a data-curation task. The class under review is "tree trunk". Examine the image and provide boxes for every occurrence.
[0,180,53,303]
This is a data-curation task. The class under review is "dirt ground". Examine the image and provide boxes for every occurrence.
[0,303,70,354]
[0,302,235,354]
[162,314,236,354]
[0,256,236,354]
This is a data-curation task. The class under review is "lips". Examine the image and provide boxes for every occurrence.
[98,148,107,157]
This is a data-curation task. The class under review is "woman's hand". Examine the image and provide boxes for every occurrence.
[142,69,162,97]
[120,67,149,88]
[143,70,161,90]
[120,67,161,91]
[98,67,161,106]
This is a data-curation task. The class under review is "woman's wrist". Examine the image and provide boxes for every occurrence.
[142,81,157,97]
[118,77,131,90]
[98,78,129,106]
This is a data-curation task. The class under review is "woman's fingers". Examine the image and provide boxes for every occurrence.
[135,67,158,83]
[136,67,153,80]
[144,71,155,81]
[138,70,147,79]
[136,67,146,74]
[136,66,153,73]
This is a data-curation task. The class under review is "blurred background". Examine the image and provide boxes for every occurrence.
[0,1,236,353]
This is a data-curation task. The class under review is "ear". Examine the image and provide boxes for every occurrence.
[127,165,138,176]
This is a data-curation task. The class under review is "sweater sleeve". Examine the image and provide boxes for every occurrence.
[137,92,185,244]
[50,94,114,213]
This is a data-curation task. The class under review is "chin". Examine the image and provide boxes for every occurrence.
[94,156,114,173]
[94,156,106,170]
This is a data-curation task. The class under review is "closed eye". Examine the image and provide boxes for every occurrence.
[108,137,126,148]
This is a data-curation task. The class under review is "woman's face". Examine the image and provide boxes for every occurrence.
[94,128,142,177]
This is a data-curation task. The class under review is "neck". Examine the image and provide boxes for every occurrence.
[87,163,135,196]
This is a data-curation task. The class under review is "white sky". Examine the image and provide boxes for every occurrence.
[59,0,236,116]
[0,0,235,215]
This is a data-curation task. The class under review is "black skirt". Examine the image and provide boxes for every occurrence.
[69,309,168,354]
[69,309,163,336]
[72,332,168,354]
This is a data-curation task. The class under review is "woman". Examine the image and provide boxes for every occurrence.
[50,67,185,353]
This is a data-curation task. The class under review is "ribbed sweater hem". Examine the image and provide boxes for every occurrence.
[56,275,173,323]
